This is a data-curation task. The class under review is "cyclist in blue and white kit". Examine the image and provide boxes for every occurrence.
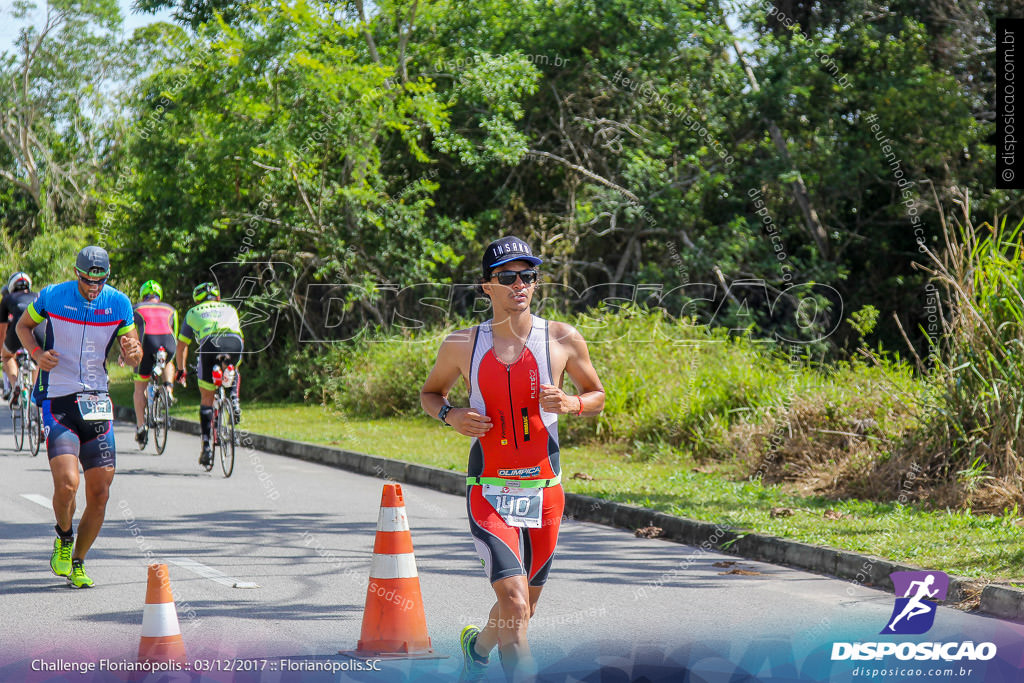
[17,246,142,588]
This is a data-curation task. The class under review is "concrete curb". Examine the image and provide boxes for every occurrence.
[115,405,1024,623]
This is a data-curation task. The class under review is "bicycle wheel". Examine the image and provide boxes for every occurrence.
[28,402,41,456]
[217,396,235,477]
[11,395,23,452]
[153,387,169,455]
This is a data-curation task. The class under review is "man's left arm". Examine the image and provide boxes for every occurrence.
[116,297,143,365]
[539,325,605,416]
[119,328,143,366]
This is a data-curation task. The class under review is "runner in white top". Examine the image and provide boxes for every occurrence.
[17,246,141,588]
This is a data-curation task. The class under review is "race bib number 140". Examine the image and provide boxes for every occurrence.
[482,485,544,528]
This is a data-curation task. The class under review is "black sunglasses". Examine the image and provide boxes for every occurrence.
[491,269,538,286]
[77,272,108,286]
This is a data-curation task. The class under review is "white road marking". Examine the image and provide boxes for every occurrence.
[21,493,83,520]
[21,493,52,509]
[277,465,314,472]
[167,557,260,589]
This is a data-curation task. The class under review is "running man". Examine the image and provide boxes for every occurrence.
[131,280,179,447]
[0,271,46,405]
[420,236,605,682]
[17,246,142,588]
[888,574,939,631]
[175,282,244,469]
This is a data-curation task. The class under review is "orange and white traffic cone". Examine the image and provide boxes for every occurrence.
[343,484,441,659]
[138,564,187,663]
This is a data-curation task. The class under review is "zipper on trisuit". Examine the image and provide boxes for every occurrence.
[505,364,519,448]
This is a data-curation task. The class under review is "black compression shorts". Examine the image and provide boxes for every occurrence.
[134,333,177,380]
[42,394,115,470]
[196,334,243,390]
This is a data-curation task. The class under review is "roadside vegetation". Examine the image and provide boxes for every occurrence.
[898,198,1024,513]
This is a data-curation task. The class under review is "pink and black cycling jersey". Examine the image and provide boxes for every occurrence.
[133,300,179,379]
[133,300,178,338]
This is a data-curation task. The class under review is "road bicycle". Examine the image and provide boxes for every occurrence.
[204,354,237,477]
[140,346,171,455]
[10,349,42,456]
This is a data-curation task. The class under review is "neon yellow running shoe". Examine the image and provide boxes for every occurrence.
[68,559,94,588]
[460,625,488,681]
[50,536,73,577]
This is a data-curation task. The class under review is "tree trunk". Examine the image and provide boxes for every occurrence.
[730,37,831,260]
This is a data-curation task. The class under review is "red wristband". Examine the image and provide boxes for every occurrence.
[575,395,584,415]
[30,346,41,359]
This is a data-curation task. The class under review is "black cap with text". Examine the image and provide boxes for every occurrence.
[481,236,543,278]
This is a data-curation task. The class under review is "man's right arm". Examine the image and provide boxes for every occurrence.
[420,329,492,438]
[176,311,194,347]
[133,307,145,338]
[420,337,460,415]
[175,311,194,382]
[17,303,57,371]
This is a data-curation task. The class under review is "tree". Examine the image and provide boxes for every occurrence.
[111,0,494,351]
[0,0,128,232]
[736,0,987,350]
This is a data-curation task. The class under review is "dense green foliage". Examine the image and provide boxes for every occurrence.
[0,0,1007,344]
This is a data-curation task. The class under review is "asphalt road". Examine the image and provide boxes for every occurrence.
[1,411,1022,682]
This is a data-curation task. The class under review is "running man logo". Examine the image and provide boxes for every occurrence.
[880,570,949,635]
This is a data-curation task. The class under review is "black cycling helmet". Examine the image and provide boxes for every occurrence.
[7,271,31,292]
[192,282,220,303]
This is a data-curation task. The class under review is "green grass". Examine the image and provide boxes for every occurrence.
[108,367,1023,581]
[566,455,1024,582]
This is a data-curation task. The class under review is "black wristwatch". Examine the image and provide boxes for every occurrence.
[437,404,453,426]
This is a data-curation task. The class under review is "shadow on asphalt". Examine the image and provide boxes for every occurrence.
[114,468,208,478]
